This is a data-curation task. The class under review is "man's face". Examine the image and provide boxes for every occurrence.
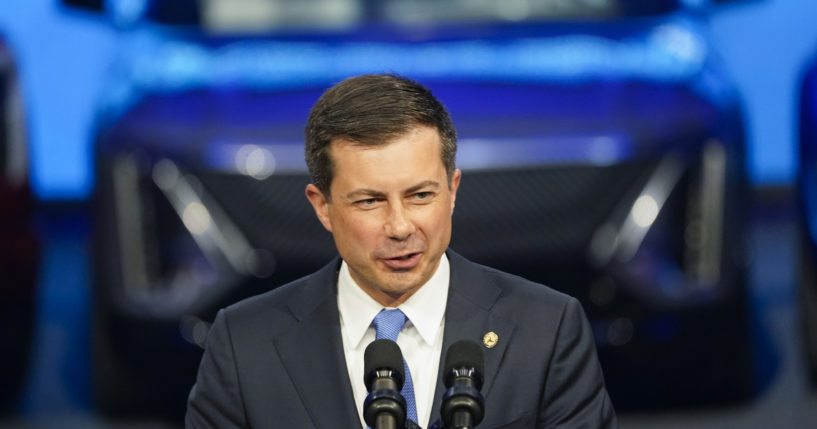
[306,126,461,306]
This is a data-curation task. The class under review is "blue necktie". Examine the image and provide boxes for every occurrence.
[372,309,418,425]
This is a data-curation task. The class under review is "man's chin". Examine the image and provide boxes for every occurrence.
[380,280,422,297]
[374,274,426,299]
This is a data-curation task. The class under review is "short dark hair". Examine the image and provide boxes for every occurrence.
[305,74,457,199]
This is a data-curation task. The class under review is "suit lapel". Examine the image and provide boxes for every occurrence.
[273,259,362,428]
[430,251,516,424]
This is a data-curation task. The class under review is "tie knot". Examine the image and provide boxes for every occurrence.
[373,309,407,342]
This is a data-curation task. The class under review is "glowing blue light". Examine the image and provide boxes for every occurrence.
[108,0,149,27]
[108,18,713,99]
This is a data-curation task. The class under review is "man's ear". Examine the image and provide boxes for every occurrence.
[305,184,333,233]
[449,168,462,214]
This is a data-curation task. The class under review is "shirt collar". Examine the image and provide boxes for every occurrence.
[337,254,450,349]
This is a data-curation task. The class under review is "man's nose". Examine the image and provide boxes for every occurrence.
[385,205,415,240]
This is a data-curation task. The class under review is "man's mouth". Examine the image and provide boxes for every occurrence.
[381,252,421,270]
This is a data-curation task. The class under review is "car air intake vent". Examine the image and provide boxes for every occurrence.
[451,161,653,266]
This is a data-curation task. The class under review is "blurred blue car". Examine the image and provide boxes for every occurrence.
[86,0,758,422]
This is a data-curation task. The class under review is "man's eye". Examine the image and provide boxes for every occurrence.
[415,192,432,200]
[357,198,378,206]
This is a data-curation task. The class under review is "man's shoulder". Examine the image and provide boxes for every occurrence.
[218,258,339,330]
[450,250,573,303]
[225,276,302,313]
[448,250,579,323]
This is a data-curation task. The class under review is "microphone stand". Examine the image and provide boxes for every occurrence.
[364,368,407,429]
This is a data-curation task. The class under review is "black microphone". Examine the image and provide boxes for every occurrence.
[441,340,485,429]
[363,339,407,429]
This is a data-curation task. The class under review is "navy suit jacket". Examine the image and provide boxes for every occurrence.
[186,250,617,428]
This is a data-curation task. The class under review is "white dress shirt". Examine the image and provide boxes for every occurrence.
[338,254,449,428]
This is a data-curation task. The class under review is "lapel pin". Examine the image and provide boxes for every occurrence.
[483,331,499,348]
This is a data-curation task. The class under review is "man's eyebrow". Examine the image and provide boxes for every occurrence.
[344,189,386,200]
[405,180,440,194]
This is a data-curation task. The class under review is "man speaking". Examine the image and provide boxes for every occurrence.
[186,74,618,428]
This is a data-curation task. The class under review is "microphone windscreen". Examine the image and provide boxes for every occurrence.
[443,340,484,387]
[364,339,405,389]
